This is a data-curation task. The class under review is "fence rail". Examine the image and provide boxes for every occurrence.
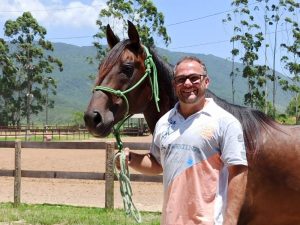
[0,141,151,150]
[0,140,161,208]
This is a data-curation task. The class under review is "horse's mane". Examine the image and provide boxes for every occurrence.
[205,90,280,154]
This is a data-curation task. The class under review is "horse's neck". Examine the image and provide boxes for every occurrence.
[143,50,177,133]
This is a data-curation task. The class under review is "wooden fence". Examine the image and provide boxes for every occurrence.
[0,140,162,209]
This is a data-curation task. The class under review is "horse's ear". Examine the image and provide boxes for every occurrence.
[127,20,140,46]
[106,24,120,49]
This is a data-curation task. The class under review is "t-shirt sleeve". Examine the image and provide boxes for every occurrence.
[150,126,162,165]
[220,119,248,167]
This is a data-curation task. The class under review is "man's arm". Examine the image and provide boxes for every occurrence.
[223,165,248,225]
[125,147,163,175]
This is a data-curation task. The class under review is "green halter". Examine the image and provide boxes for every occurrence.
[94,45,160,150]
[94,45,160,119]
[93,45,160,223]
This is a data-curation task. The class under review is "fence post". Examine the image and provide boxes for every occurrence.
[105,142,115,209]
[14,140,21,207]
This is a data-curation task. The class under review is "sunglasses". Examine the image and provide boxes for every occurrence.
[174,74,207,85]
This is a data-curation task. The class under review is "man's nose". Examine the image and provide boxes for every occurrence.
[183,78,193,85]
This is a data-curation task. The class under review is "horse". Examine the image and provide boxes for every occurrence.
[84,21,300,225]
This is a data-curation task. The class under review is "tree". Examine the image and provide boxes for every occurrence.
[286,94,300,123]
[71,111,85,127]
[260,0,272,114]
[280,0,300,124]
[268,2,283,117]
[3,12,63,129]
[256,0,296,117]
[223,13,240,104]
[228,1,267,109]
[0,39,17,126]
[226,0,299,118]
[93,0,171,60]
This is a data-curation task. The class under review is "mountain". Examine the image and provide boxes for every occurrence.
[157,48,291,108]
[41,43,98,123]
[35,43,292,124]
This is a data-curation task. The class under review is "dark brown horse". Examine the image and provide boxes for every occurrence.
[84,21,300,225]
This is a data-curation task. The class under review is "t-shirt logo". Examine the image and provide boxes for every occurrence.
[199,125,215,140]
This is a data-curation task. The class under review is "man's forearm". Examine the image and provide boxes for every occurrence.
[223,165,248,225]
[128,151,163,175]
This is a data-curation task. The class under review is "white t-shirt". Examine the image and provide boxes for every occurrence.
[150,98,247,225]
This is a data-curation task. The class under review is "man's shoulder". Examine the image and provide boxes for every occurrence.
[205,99,242,129]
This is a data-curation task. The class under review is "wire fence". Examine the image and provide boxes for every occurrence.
[0,123,150,142]
[0,125,91,141]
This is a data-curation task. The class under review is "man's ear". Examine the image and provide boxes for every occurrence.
[127,20,140,46]
[106,24,120,49]
[205,76,210,88]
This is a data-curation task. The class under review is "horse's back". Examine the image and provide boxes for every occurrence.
[262,124,300,189]
[239,124,300,225]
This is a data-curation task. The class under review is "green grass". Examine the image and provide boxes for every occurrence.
[0,134,94,142]
[0,203,160,225]
[276,115,297,125]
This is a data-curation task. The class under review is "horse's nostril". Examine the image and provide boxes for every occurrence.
[84,110,102,127]
[93,110,102,125]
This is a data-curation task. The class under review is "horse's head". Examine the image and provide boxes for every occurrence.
[84,21,156,137]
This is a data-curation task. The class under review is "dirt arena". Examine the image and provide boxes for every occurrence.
[0,135,163,212]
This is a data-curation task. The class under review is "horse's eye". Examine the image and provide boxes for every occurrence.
[121,64,134,78]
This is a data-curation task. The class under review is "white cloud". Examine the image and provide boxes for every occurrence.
[0,0,106,29]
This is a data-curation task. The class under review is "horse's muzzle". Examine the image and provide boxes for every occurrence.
[84,110,112,137]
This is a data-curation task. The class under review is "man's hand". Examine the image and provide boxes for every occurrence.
[115,149,163,175]
[115,147,131,170]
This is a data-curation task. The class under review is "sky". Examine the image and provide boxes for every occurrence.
[0,0,297,75]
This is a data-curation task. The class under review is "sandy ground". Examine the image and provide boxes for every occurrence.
[0,135,163,212]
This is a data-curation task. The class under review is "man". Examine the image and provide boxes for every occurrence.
[124,56,248,225]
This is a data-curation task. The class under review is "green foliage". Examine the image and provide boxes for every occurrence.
[226,1,267,109]
[94,0,171,60]
[71,111,85,127]
[1,12,63,127]
[0,39,18,126]
[286,94,300,123]
[279,0,300,124]
[225,0,299,117]
[265,101,276,118]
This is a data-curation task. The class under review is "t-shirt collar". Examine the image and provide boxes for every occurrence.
[172,98,215,118]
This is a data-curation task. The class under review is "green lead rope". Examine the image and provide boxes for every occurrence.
[94,45,160,223]
[113,115,142,223]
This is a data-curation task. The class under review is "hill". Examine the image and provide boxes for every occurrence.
[34,43,292,124]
